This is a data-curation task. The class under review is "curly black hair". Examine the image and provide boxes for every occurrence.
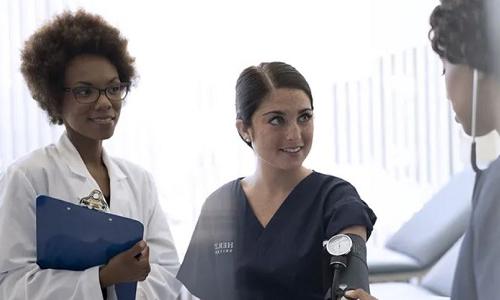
[20,9,136,125]
[429,0,493,73]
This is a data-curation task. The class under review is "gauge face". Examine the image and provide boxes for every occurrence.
[325,234,352,256]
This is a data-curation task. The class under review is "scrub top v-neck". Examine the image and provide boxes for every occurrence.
[177,171,376,300]
[238,171,313,245]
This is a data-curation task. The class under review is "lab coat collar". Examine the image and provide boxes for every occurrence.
[55,132,127,181]
[102,147,127,181]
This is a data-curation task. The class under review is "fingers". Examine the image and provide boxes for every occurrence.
[140,244,150,259]
[136,245,150,281]
[102,240,151,285]
[126,243,150,281]
[128,240,147,257]
[344,288,378,300]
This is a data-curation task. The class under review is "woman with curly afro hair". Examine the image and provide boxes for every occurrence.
[0,10,186,300]
[430,0,500,298]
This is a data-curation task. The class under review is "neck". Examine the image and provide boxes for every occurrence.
[66,129,103,167]
[246,163,311,193]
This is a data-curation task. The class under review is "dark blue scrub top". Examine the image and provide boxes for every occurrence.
[177,171,377,300]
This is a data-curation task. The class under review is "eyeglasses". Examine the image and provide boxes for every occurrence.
[63,82,131,104]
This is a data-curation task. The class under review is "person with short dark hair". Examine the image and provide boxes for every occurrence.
[176,62,377,299]
[0,10,182,299]
[429,0,500,298]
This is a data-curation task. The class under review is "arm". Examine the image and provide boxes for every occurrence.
[344,289,378,300]
[326,227,374,300]
[324,180,376,240]
[0,167,104,300]
[340,225,367,241]
[325,181,376,299]
[135,173,182,300]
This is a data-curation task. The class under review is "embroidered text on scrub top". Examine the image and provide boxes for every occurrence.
[214,241,234,255]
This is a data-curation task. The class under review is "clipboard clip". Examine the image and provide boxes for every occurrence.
[79,189,109,212]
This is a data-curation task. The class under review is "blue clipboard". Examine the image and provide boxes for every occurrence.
[36,195,144,300]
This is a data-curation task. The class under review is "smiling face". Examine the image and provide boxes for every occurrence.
[237,88,314,172]
[62,54,122,143]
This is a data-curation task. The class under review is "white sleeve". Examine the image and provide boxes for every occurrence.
[136,173,182,300]
[177,285,200,300]
[0,166,104,300]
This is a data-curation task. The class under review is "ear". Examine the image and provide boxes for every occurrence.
[236,119,251,143]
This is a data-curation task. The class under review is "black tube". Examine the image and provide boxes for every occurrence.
[331,265,342,300]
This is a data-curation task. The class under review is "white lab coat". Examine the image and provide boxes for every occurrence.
[0,133,183,300]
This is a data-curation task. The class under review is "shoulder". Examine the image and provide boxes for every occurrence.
[202,179,241,212]
[207,179,239,198]
[315,172,377,237]
[310,171,360,197]
[476,159,500,201]
[474,158,500,213]
[0,144,59,196]
[2,144,57,179]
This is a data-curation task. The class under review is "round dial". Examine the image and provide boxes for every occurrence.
[325,234,353,256]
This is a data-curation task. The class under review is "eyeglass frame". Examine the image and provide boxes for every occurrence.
[63,82,131,104]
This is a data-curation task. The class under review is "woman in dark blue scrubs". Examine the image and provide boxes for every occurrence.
[177,62,377,300]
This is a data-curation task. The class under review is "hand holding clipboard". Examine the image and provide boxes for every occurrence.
[99,239,151,287]
[36,195,147,300]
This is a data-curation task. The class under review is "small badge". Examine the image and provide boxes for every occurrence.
[79,189,109,212]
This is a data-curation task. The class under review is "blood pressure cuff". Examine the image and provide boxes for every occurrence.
[323,233,369,299]
[338,234,369,293]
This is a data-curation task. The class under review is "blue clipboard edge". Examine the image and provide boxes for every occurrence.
[36,195,144,231]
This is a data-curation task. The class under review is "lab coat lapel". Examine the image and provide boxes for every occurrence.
[101,149,129,216]
[56,133,90,180]
[54,133,102,204]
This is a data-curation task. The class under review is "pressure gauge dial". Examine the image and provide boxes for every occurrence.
[325,234,353,256]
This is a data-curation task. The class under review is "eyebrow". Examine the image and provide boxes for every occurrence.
[73,77,120,86]
[261,108,313,117]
